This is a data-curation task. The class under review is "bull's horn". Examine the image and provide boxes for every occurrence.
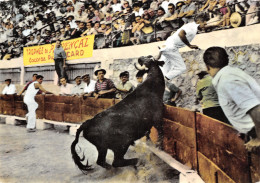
[134,63,148,70]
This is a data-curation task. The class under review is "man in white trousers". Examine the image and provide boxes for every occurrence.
[156,14,207,81]
[24,75,52,132]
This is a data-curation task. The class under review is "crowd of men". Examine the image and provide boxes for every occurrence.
[0,0,259,59]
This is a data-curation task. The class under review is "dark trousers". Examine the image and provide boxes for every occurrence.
[203,106,230,125]
[54,58,68,82]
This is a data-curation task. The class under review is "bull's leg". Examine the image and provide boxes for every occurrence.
[112,145,138,167]
[96,146,111,169]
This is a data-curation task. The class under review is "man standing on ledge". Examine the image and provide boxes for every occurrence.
[24,75,53,132]
[203,46,260,152]
[54,40,68,83]
[156,14,206,81]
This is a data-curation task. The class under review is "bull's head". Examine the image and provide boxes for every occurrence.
[135,55,164,71]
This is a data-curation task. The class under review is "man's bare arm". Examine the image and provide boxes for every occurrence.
[245,105,260,151]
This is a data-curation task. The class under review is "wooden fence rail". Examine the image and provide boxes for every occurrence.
[0,94,259,183]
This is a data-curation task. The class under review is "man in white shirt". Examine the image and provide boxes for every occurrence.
[24,75,52,132]
[156,14,206,81]
[2,79,16,95]
[203,46,260,152]
[71,76,85,95]
[82,74,96,97]
[59,77,73,96]
[133,2,144,16]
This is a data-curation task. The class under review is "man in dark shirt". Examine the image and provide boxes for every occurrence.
[54,40,68,83]
[93,69,116,99]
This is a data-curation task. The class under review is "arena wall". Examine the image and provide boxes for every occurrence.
[0,24,260,110]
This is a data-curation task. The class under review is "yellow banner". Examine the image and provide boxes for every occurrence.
[23,35,95,66]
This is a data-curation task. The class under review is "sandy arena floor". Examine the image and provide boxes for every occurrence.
[0,123,179,183]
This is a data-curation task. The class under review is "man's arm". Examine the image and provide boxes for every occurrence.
[178,30,199,49]
[35,83,53,94]
[245,105,260,151]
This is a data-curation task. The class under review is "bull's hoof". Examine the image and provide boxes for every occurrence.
[97,161,112,169]
[112,158,138,167]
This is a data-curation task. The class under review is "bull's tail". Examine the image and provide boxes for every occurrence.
[71,125,93,173]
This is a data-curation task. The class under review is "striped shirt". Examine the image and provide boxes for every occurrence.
[94,78,116,92]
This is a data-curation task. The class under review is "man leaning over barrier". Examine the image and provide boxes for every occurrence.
[203,46,260,152]
[24,75,53,133]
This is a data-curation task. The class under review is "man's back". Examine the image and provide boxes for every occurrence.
[212,66,260,133]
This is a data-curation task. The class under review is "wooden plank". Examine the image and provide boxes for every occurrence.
[163,136,197,169]
[15,109,27,117]
[81,114,93,121]
[164,105,195,128]
[196,112,248,160]
[163,118,196,148]
[81,105,105,117]
[2,108,14,115]
[45,111,63,121]
[198,152,236,183]
[197,135,250,183]
[44,95,68,103]
[81,97,114,109]
[63,113,81,123]
[44,102,64,112]
[250,151,260,183]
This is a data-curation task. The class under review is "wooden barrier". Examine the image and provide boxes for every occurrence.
[163,105,197,170]
[0,95,259,183]
[196,112,251,183]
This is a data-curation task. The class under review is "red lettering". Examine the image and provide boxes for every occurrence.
[84,38,89,47]
[78,39,84,48]
[76,50,79,56]
[74,40,79,49]
[80,50,84,56]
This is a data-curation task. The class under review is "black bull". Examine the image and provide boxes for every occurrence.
[71,56,165,172]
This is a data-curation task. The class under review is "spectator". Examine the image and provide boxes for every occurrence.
[25,35,36,46]
[155,6,175,39]
[136,70,146,87]
[199,0,218,13]
[24,75,53,132]
[196,71,229,124]
[161,3,179,30]
[203,46,260,152]
[246,0,259,26]
[91,10,105,23]
[156,14,206,81]
[59,77,73,96]
[82,74,96,97]
[64,24,74,39]
[163,81,182,106]
[81,22,97,36]
[218,0,231,27]
[10,40,22,58]
[2,79,16,95]
[130,16,142,45]
[54,40,69,83]
[178,0,197,24]
[116,71,135,99]
[110,0,123,13]
[71,76,85,95]
[133,2,144,16]
[93,68,116,99]
[71,21,86,38]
